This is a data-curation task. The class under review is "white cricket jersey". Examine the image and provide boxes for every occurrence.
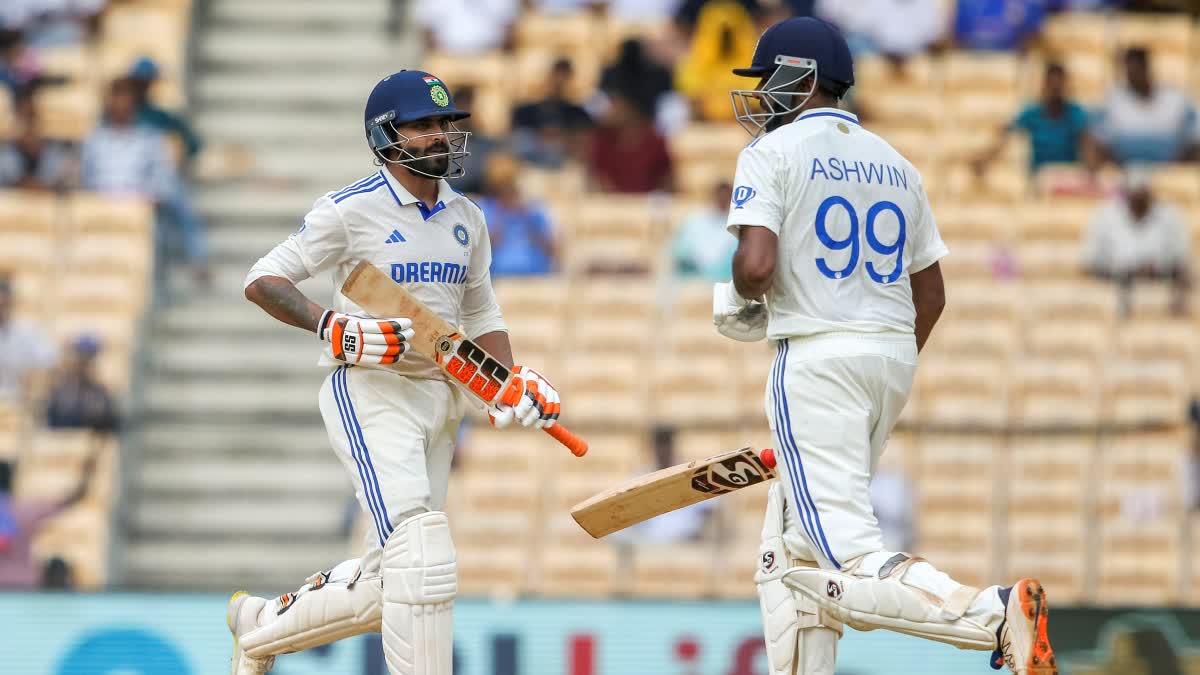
[726,108,948,341]
[246,168,506,380]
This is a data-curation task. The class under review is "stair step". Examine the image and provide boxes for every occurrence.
[210,0,386,26]
[132,496,349,536]
[138,457,346,494]
[141,423,334,457]
[199,31,396,67]
[124,539,351,591]
[196,72,380,107]
[195,111,364,145]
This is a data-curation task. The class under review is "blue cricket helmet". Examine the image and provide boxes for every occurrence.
[364,70,471,177]
[730,17,855,137]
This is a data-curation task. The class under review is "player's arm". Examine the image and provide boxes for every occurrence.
[910,262,945,352]
[244,197,414,364]
[472,330,515,369]
[732,225,778,299]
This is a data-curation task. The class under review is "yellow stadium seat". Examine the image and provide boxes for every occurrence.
[1115,317,1196,363]
[946,91,1022,133]
[936,237,1005,282]
[855,54,937,92]
[1115,13,1193,56]
[538,542,620,597]
[1041,12,1111,54]
[567,278,657,350]
[945,163,1027,203]
[35,84,100,141]
[63,231,153,278]
[0,87,12,140]
[68,193,154,234]
[53,312,138,355]
[926,316,1019,360]
[456,543,530,597]
[1023,280,1119,325]
[941,52,1021,95]
[1014,240,1085,280]
[55,272,148,316]
[0,233,54,272]
[0,190,56,234]
[515,12,602,53]
[676,159,736,201]
[600,17,672,59]
[1097,520,1181,606]
[454,473,541,515]
[543,429,642,479]
[1009,358,1102,428]
[38,45,96,84]
[652,354,740,426]
[1124,281,1191,319]
[914,435,999,588]
[457,426,541,475]
[860,90,943,130]
[560,353,649,425]
[713,538,758,599]
[670,124,747,164]
[942,280,1020,321]
[916,357,1010,427]
[935,203,1015,242]
[1103,359,1190,426]
[1151,164,1200,205]
[494,276,570,314]
[1016,201,1093,242]
[1023,318,1110,360]
[630,543,715,598]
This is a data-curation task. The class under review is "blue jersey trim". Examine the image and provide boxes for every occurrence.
[332,176,385,203]
[331,174,383,201]
[799,111,861,126]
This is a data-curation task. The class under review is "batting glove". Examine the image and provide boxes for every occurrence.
[318,310,415,366]
[489,366,560,430]
[713,281,767,342]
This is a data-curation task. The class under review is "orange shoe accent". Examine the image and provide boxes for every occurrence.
[1016,579,1056,674]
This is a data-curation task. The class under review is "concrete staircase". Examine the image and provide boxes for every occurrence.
[121,0,418,591]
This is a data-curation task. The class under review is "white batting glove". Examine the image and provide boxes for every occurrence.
[317,310,415,366]
[489,366,560,430]
[713,281,767,342]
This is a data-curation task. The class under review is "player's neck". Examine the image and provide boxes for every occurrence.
[386,164,440,206]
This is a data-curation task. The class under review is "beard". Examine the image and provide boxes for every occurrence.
[402,142,450,177]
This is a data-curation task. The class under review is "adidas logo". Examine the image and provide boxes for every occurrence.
[384,230,406,244]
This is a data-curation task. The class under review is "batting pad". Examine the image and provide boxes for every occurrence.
[382,510,457,675]
[782,556,996,651]
[240,558,383,658]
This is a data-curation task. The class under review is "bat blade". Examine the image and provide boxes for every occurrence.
[341,261,587,456]
[571,447,775,538]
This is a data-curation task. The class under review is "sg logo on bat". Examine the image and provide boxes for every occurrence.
[690,449,775,495]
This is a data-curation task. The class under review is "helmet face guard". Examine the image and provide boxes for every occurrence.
[367,112,471,179]
[731,55,818,138]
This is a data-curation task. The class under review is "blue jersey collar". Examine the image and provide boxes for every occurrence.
[379,168,461,219]
[796,108,861,126]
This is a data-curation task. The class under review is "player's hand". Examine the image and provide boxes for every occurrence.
[489,365,560,430]
[317,310,415,366]
[713,281,767,342]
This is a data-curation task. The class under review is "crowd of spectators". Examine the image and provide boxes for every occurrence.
[0,2,209,288]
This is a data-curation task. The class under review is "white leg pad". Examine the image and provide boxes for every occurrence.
[240,558,383,658]
[782,554,995,651]
[382,511,457,675]
[758,483,842,675]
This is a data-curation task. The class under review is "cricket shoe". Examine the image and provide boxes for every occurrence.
[228,591,275,675]
[990,578,1056,674]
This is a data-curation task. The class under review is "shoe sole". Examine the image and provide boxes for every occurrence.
[1015,579,1057,674]
[228,591,248,675]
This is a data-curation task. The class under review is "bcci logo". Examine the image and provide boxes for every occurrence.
[453,223,470,247]
[732,185,756,209]
[430,84,450,107]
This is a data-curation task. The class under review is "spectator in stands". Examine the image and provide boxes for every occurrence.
[952,0,1046,51]
[0,30,35,94]
[674,1,758,121]
[675,0,762,32]
[45,335,118,432]
[126,57,203,164]
[671,181,736,281]
[598,38,674,122]
[0,88,74,190]
[1084,167,1191,315]
[973,62,1091,175]
[0,273,56,402]
[450,86,499,195]
[588,93,674,193]
[0,452,97,589]
[511,58,592,168]
[20,0,104,48]
[1090,47,1199,166]
[816,0,944,60]
[413,0,519,54]
[82,78,209,284]
[479,154,558,277]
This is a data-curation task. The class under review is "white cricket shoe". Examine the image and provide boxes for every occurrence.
[992,578,1056,674]
[228,591,275,675]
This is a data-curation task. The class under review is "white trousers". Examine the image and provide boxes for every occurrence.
[765,333,917,570]
[319,365,467,573]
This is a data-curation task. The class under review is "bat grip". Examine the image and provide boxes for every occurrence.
[546,424,588,457]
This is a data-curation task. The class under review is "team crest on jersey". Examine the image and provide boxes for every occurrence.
[430,85,450,107]
[453,223,469,247]
[732,185,756,209]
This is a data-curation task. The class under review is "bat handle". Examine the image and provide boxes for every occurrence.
[546,424,588,457]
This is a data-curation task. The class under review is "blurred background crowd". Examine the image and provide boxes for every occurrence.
[0,0,1199,656]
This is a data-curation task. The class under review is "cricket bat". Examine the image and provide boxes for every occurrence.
[571,448,777,538]
[341,260,588,457]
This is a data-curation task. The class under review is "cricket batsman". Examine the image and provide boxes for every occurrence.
[225,70,563,674]
[712,17,1056,674]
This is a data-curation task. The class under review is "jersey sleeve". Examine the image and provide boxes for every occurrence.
[244,196,348,287]
[461,215,508,339]
[908,182,949,274]
[726,142,784,235]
